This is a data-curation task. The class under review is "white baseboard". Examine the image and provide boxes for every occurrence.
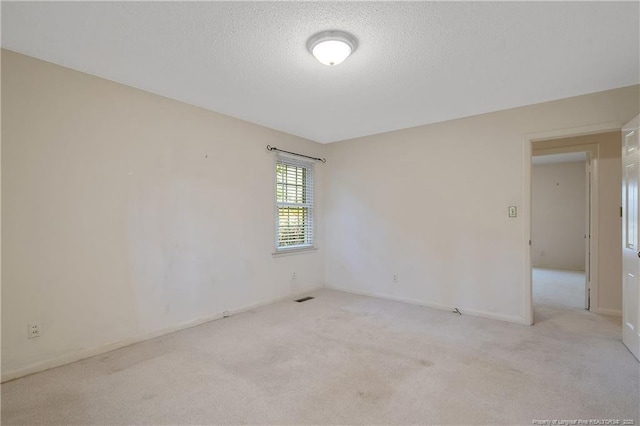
[1,285,322,383]
[459,306,529,325]
[592,307,622,317]
[325,285,528,325]
[226,285,323,316]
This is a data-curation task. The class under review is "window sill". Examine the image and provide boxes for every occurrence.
[272,247,318,257]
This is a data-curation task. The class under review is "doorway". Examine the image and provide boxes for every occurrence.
[531,151,590,321]
[524,128,625,325]
[522,128,622,324]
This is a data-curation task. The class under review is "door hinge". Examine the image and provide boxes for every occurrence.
[621,206,623,218]
[529,239,532,246]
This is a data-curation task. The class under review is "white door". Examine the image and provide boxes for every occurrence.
[622,114,640,361]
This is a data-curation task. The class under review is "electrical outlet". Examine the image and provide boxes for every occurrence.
[393,275,398,283]
[291,272,296,280]
[222,311,230,318]
[508,206,517,218]
[28,323,41,339]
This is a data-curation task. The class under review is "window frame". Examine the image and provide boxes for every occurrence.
[273,154,316,254]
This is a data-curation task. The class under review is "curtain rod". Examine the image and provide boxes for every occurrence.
[266,145,326,163]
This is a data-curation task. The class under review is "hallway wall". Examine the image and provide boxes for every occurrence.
[532,161,586,270]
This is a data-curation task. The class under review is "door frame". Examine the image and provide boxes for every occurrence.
[522,122,623,325]
[531,144,596,311]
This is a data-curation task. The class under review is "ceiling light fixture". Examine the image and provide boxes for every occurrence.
[307,30,358,66]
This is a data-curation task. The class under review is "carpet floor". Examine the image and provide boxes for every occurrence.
[533,267,586,313]
[2,271,639,425]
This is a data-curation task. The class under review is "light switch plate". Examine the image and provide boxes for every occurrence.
[508,206,517,218]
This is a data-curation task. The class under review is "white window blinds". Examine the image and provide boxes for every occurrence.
[276,155,314,250]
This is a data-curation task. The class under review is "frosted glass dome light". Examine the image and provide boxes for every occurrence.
[307,31,358,66]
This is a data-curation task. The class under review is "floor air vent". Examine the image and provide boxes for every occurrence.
[295,296,314,303]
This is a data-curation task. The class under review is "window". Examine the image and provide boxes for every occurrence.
[275,155,314,251]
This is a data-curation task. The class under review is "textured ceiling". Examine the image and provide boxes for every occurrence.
[2,1,639,143]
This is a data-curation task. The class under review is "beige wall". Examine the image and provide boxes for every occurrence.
[325,86,638,323]
[532,161,586,270]
[533,132,623,314]
[1,50,326,379]
[3,48,639,379]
